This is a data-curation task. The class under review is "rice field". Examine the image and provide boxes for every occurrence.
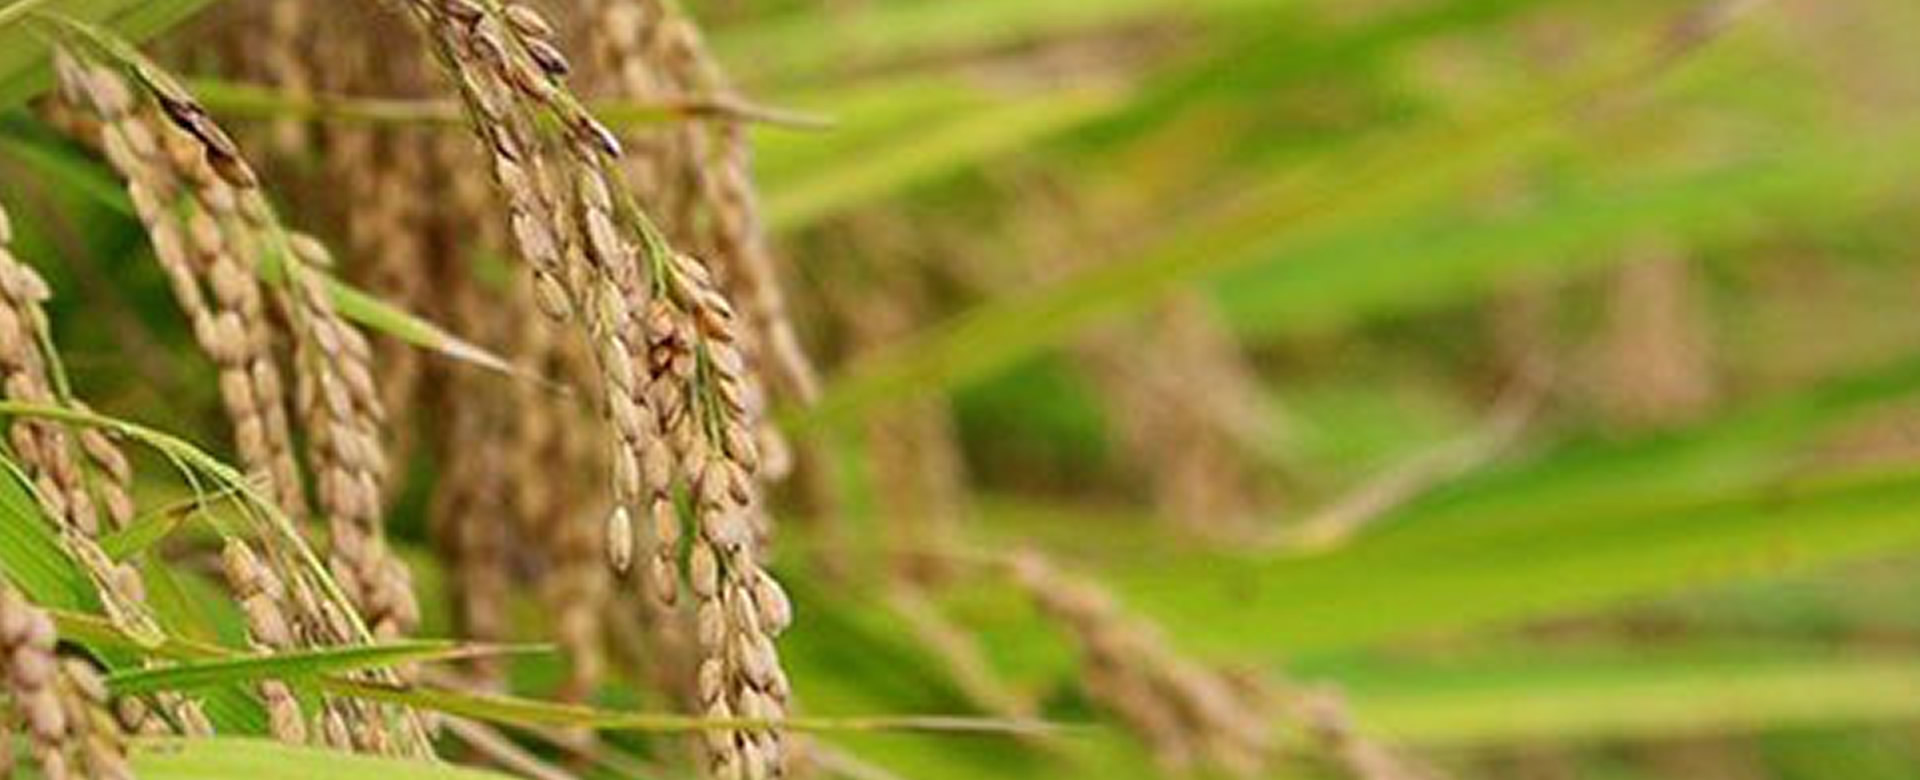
[0,1,1916,778]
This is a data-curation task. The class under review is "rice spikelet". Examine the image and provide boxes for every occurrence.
[0,584,136,780]
[1011,551,1273,776]
[395,3,796,772]
[49,51,308,520]
[50,40,432,758]
[221,538,310,743]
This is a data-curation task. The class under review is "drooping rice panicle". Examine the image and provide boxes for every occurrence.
[1295,687,1439,780]
[48,50,308,521]
[280,233,418,640]
[1011,551,1274,777]
[221,537,310,744]
[578,0,811,489]
[47,36,434,757]
[390,3,796,772]
[0,201,158,646]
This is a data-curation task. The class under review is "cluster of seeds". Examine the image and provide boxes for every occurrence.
[1077,293,1272,539]
[392,1,798,773]
[0,190,223,744]
[583,0,817,462]
[0,238,131,540]
[1296,687,1436,780]
[281,234,417,639]
[51,46,419,642]
[213,1,627,702]
[1,585,135,780]
[1011,552,1274,776]
[815,243,970,581]
[48,42,432,757]
[0,202,157,641]
[49,51,306,519]
[428,361,519,687]
[221,538,309,743]
[308,11,444,445]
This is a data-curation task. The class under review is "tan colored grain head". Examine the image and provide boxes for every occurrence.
[1012,551,1275,776]
[52,50,310,522]
[281,232,420,639]
[56,658,136,780]
[1295,687,1438,780]
[51,42,438,758]
[0,585,137,779]
[222,538,310,744]
[1,583,74,777]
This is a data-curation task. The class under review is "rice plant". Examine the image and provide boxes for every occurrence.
[0,0,1916,778]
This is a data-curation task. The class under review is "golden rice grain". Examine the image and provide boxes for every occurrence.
[1012,551,1274,776]
[399,3,798,771]
[0,585,135,780]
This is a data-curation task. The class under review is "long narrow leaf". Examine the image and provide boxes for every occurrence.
[322,676,1062,737]
[107,640,537,696]
[765,87,1126,233]
[0,0,213,109]
[1091,465,1920,657]
[1349,651,1920,746]
[132,737,520,780]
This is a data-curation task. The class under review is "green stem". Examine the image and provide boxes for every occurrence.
[0,0,57,32]
[182,79,830,130]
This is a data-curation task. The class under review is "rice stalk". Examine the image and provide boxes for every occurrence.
[49,40,421,644]
[41,28,435,757]
[45,49,308,522]
[1010,551,1274,776]
[1289,686,1440,780]
[428,371,516,688]
[0,394,433,757]
[215,2,619,701]
[656,11,819,412]
[818,248,969,582]
[581,0,813,479]
[0,197,224,743]
[1076,294,1276,539]
[280,234,418,641]
[388,2,798,772]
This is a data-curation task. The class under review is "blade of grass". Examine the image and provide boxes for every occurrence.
[323,676,1065,737]
[1212,123,1920,340]
[55,605,1059,738]
[132,737,521,780]
[715,0,1275,86]
[0,0,213,109]
[764,86,1127,233]
[1345,650,1920,746]
[98,492,222,561]
[108,641,544,696]
[0,453,95,609]
[0,402,377,646]
[1082,464,1920,658]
